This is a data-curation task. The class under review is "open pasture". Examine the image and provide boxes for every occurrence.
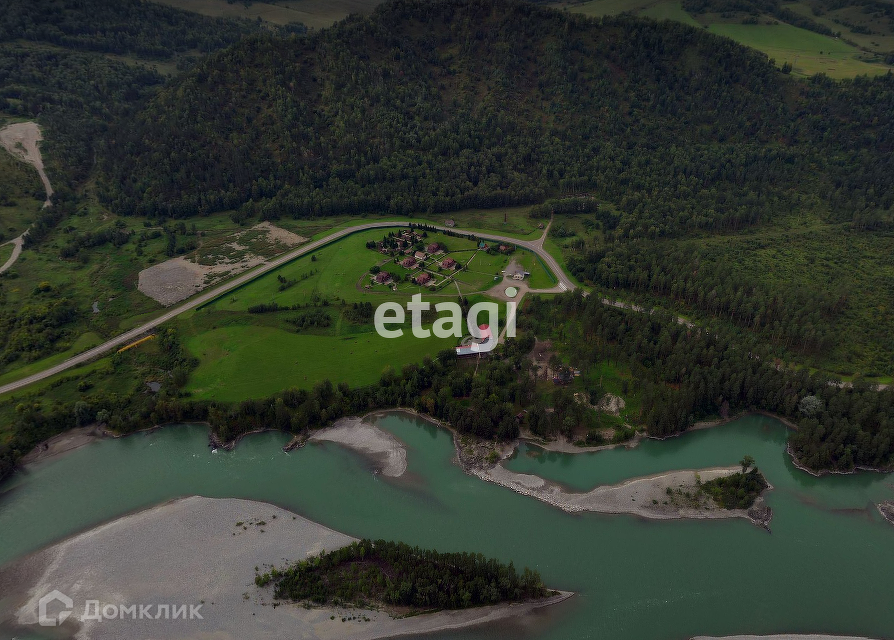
[182,319,455,401]
[152,0,384,29]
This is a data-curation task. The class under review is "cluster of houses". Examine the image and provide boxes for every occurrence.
[373,229,434,256]
[370,231,459,289]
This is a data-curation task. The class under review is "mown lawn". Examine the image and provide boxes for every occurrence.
[514,250,557,289]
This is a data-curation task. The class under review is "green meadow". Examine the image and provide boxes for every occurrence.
[183,227,533,401]
[513,251,557,290]
[638,1,700,27]
[708,23,891,78]
[182,323,455,402]
[152,0,384,30]
[559,0,893,78]
[208,228,519,313]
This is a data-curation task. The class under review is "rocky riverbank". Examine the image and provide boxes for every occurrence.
[877,501,894,526]
[444,412,773,528]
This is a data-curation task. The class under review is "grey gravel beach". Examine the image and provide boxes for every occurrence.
[310,417,408,477]
[0,496,571,640]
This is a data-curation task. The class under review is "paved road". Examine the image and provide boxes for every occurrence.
[0,221,575,396]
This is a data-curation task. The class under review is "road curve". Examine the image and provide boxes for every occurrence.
[0,221,575,396]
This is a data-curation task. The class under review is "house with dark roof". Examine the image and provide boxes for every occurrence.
[374,271,392,284]
[426,242,440,254]
[440,257,456,269]
[401,257,417,268]
[415,272,432,285]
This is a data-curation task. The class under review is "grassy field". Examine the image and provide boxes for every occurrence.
[153,0,384,29]
[181,322,454,401]
[431,206,542,240]
[558,0,893,78]
[708,23,891,78]
[455,249,513,293]
[786,2,894,57]
[566,0,656,17]
[206,228,506,312]
[514,250,557,289]
[638,1,700,26]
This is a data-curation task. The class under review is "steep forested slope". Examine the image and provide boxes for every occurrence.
[0,0,259,59]
[0,0,264,195]
[102,0,893,237]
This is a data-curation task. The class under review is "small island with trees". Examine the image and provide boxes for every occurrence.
[255,539,554,613]
[699,456,769,510]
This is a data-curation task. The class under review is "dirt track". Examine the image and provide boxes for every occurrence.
[0,121,53,207]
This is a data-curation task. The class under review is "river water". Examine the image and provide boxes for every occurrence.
[1,413,892,640]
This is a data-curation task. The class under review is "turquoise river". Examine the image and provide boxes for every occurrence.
[1,412,893,640]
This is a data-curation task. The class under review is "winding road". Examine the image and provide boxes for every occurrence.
[0,221,576,396]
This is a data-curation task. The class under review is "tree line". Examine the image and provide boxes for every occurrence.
[0,0,261,60]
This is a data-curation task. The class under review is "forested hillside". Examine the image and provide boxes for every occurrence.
[102,0,893,236]
[0,0,264,193]
[0,0,259,60]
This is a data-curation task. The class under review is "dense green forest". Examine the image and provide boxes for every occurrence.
[0,46,164,192]
[101,0,893,237]
[524,293,894,472]
[255,539,549,609]
[0,0,259,59]
[0,0,265,197]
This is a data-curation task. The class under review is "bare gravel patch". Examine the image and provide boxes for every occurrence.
[0,122,53,206]
[138,223,307,305]
[310,417,408,477]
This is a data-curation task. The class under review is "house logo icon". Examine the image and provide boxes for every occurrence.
[38,590,73,627]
